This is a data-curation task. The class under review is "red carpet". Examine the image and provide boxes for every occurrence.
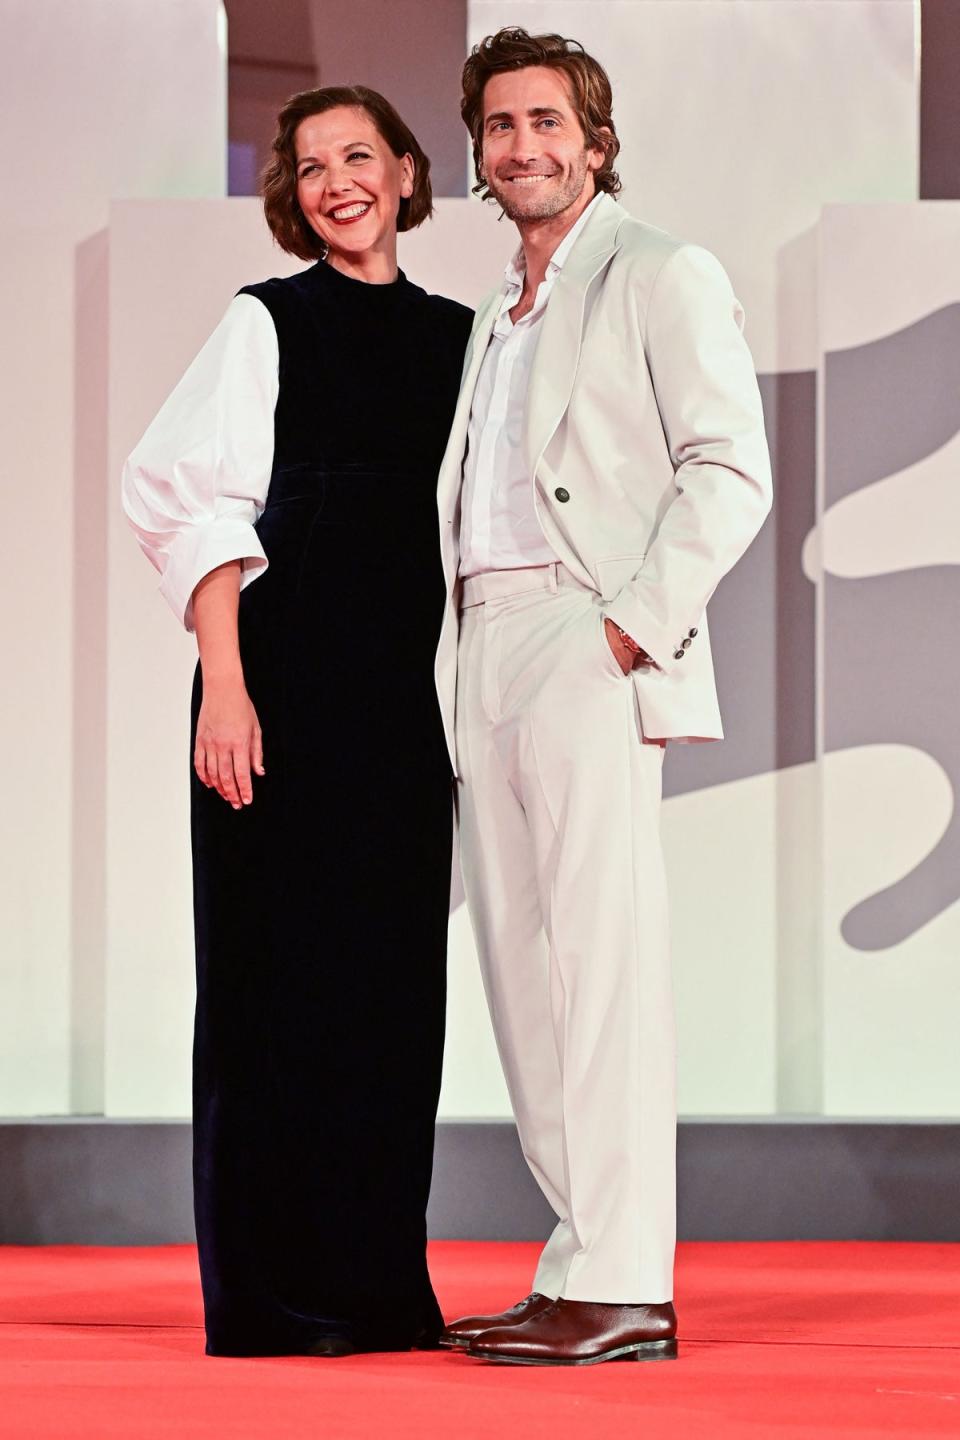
[1,1242,958,1438]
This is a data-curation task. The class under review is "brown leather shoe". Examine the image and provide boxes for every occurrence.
[467,1298,678,1365]
[438,1292,554,1349]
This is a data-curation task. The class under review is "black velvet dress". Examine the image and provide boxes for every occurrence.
[189,259,472,1357]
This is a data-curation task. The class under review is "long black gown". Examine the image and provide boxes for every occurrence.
[189,259,472,1356]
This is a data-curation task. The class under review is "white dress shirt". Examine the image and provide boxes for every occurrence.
[459,194,602,580]
[121,294,279,631]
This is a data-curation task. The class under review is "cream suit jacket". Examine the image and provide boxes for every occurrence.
[434,193,773,772]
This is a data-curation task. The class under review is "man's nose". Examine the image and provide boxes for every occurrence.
[509,151,539,166]
[508,125,540,164]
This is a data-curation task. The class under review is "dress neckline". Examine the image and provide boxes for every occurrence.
[313,258,409,295]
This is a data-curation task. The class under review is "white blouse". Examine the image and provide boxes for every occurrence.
[121,294,279,631]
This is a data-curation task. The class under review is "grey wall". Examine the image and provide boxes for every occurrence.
[3,1120,958,1245]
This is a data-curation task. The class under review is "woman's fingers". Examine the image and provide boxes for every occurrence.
[195,745,213,787]
[234,747,253,806]
[216,748,242,809]
[195,700,263,807]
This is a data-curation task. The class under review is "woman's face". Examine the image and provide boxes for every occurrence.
[294,106,413,268]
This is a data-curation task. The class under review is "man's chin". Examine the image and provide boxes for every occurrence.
[489,178,589,225]
[492,188,566,223]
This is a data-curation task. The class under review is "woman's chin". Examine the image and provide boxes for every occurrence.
[327,234,394,265]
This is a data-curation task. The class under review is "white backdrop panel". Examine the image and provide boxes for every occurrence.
[11,0,939,1123]
[818,203,960,1116]
[0,0,225,1115]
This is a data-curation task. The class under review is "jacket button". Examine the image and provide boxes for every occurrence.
[674,650,685,660]
[554,487,570,503]
[688,627,698,638]
[681,637,692,649]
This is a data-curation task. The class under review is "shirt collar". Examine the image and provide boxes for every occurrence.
[503,191,604,293]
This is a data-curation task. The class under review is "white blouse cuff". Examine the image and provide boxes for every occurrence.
[159,518,268,632]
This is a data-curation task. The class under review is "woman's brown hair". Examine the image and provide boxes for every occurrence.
[461,27,621,201]
[262,85,433,261]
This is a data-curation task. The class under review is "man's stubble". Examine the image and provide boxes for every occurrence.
[486,147,593,224]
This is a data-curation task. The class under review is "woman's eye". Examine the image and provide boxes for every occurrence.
[348,151,372,161]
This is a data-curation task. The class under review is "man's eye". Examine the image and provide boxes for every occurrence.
[539,118,558,128]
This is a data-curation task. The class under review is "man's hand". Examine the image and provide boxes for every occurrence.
[603,617,652,675]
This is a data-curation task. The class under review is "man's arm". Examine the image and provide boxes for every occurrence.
[604,244,773,672]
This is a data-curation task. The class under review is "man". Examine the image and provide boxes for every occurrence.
[434,28,772,1366]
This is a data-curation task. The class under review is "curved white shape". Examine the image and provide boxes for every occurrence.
[814,428,960,580]
[801,523,822,583]
[823,744,960,1116]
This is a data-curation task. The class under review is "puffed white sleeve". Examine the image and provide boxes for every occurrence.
[121,293,279,631]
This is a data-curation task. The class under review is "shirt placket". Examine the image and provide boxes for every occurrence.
[488,321,525,568]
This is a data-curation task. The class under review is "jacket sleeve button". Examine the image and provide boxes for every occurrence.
[688,627,698,638]
[681,637,692,649]
[554,487,570,503]
[674,650,685,660]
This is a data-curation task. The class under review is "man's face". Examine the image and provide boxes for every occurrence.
[479,66,604,223]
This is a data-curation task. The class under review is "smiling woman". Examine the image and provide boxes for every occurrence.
[262,84,433,277]
[121,85,473,1357]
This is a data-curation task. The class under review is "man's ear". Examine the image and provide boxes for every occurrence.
[589,126,613,171]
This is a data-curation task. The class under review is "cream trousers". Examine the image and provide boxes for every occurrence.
[455,563,676,1303]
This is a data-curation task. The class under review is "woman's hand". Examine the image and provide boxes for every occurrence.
[194,676,264,808]
[192,561,263,808]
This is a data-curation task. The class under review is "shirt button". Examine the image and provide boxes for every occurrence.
[554,487,570,503]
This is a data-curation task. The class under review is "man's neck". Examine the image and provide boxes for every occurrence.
[515,183,598,295]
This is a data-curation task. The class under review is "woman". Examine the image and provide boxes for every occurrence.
[123,87,472,1357]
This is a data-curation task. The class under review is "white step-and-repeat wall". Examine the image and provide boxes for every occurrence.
[4,1,957,1121]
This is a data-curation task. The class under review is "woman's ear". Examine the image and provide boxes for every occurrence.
[400,153,415,199]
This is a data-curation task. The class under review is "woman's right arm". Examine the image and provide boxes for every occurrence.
[192,560,263,808]
[121,293,279,807]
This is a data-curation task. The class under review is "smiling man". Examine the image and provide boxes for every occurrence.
[432,28,773,1367]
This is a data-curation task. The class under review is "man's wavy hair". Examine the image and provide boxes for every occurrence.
[461,27,621,202]
[261,85,433,261]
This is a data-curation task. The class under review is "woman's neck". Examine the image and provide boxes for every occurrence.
[326,242,399,285]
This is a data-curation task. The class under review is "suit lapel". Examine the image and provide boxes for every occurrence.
[525,193,624,473]
[437,286,504,521]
